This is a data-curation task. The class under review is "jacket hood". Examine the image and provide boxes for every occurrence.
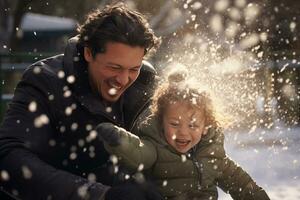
[63,36,85,78]
[63,36,91,97]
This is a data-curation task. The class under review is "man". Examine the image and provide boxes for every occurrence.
[0,3,161,200]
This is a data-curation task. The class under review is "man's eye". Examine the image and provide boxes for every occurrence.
[130,68,140,72]
[108,66,121,70]
[189,124,199,129]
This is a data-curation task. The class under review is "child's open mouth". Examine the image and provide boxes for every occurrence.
[175,139,191,147]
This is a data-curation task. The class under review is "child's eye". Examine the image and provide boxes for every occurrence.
[170,122,179,127]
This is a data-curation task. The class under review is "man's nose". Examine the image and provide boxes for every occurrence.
[116,70,129,85]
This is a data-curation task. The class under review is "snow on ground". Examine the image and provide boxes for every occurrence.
[218,124,300,200]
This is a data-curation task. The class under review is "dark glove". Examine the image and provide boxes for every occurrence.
[105,183,162,200]
[96,122,124,146]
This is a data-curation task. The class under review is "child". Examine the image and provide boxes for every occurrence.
[96,68,270,200]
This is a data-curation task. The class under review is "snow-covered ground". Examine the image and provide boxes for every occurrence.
[218,124,300,200]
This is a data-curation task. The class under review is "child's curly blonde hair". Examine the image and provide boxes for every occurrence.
[150,66,219,128]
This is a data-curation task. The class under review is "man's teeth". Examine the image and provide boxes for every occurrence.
[111,83,121,89]
[108,88,118,95]
[107,81,122,95]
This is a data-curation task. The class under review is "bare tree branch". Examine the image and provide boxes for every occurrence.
[0,0,12,52]
[9,0,34,51]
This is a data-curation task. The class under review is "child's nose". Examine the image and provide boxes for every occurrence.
[178,126,189,136]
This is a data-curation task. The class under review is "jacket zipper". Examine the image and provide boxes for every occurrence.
[191,150,202,190]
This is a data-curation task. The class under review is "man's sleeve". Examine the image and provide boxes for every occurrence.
[0,68,109,200]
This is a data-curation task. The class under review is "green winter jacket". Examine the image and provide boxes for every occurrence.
[104,115,270,200]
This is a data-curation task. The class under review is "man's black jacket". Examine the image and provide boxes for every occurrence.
[0,37,157,199]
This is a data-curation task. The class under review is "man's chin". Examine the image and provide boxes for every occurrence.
[101,86,126,102]
[103,93,121,103]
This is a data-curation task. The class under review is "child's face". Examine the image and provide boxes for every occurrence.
[162,101,207,153]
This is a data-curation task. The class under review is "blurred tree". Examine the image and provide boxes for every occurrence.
[0,0,10,49]
[8,0,35,51]
[267,0,300,126]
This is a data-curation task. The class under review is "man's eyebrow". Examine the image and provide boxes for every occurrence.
[107,62,141,69]
[107,62,123,68]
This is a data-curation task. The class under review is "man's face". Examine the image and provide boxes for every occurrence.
[84,42,144,103]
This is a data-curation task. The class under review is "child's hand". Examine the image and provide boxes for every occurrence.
[96,122,124,146]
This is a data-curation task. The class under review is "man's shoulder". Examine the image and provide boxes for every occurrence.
[135,60,157,86]
[141,60,156,74]
[23,55,64,80]
[21,55,66,90]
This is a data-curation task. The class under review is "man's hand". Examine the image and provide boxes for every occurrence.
[96,122,125,146]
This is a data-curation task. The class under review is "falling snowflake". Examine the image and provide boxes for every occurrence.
[21,166,32,179]
[162,180,168,186]
[58,71,65,79]
[108,88,117,95]
[67,75,76,84]
[86,130,97,142]
[137,163,144,171]
[34,114,49,128]
[28,101,37,112]
[110,155,118,165]
[33,66,41,74]
[0,170,10,181]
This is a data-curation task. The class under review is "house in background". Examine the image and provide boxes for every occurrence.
[0,13,77,121]
[18,12,77,52]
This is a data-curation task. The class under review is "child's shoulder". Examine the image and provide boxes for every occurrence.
[202,126,224,145]
[196,126,226,158]
[135,113,166,143]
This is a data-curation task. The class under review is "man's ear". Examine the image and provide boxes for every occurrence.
[84,47,93,62]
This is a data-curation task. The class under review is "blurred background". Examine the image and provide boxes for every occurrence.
[0,0,299,199]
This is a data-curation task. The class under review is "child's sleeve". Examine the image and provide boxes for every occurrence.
[97,123,157,171]
[215,156,270,200]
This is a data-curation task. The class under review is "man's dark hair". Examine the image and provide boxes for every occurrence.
[77,2,160,57]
